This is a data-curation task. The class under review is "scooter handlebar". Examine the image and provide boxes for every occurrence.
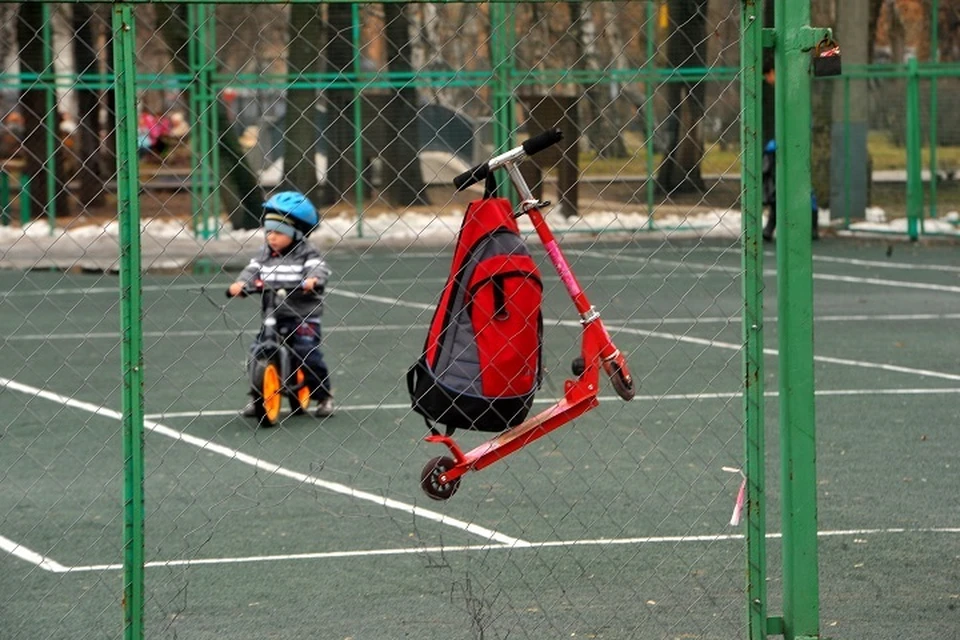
[521,127,564,157]
[452,163,490,192]
[453,128,564,192]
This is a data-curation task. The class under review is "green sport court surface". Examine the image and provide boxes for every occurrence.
[1,237,958,639]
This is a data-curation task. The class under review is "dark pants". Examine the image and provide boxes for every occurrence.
[250,320,332,401]
[763,200,820,240]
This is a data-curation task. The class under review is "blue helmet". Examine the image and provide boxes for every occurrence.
[262,191,318,239]
[764,139,777,153]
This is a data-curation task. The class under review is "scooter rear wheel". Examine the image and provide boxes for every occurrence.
[608,362,635,401]
[252,361,283,426]
[420,456,461,501]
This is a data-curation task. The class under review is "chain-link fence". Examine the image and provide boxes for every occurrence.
[0,2,780,639]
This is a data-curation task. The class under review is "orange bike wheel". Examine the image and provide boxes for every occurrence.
[291,369,311,413]
[255,363,282,426]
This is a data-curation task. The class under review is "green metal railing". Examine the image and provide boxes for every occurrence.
[824,60,960,239]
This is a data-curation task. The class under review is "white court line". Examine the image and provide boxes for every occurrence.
[811,253,960,273]
[813,272,960,294]
[8,313,960,343]
[3,325,425,342]
[328,288,434,310]
[569,321,960,382]
[0,283,199,298]
[0,534,69,572]
[12,527,960,573]
[572,249,960,293]
[326,285,960,383]
[8,310,960,344]
[601,244,960,274]
[146,387,960,420]
[0,376,527,549]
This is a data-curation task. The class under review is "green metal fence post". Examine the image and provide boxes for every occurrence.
[20,173,31,226]
[191,4,218,241]
[1,171,9,226]
[645,0,656,229]
[929,0,940,221]
[490,2,517,154]
[773,1,821,638]
[905,56,922,241]
[188,5,202,238]
[113,5,146,640]
[352,3,365,225]
[42,3,56,235]
[204,4,221,240]
[740,2,767,639]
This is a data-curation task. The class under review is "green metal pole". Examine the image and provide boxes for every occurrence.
[42,4,55,234]
[773,1,820,638]
[645,0,656,229]
[352,3,364,227]
[740,2,767,639]
[196,4,216,240]
[843,76,851,225]
[928,0,940,221]
[188,5,202,238]
[906,56,922,241]
[1,171,9,226]
[204,4,220,240]
[20,173,31,225]
[490,2,516,154]
[113,6,146,640]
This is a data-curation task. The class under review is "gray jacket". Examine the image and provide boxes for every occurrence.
[237,241,331,323]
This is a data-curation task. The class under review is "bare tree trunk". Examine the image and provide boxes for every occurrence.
[17,4,64,219]
[572,1,628,158]
[322,3,358,205]
[656,0,707,193]
[811,0,836,208]
[382,3,428,207]
[284,2,322,198]
[97,5,117,185]
[157,4,261,229]
[867,0,884,61]
[72,3,104,209]
[887,0,906,63]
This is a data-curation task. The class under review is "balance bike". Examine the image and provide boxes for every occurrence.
[240,280,313,426]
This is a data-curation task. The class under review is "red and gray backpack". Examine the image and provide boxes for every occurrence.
[407,196,543,435]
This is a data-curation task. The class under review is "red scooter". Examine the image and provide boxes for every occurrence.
[420,129,635,500]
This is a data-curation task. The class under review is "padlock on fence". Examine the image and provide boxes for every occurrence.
[813,37,841,77]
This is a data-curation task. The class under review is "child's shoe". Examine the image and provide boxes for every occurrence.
[315,397,335,418]
[239,401,257,417]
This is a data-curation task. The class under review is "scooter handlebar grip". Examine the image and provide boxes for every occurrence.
[522,128,564,157]
[453,162,490,191]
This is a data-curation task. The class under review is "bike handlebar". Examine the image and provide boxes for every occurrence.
[453,128,564,192]
[227,280,322,299]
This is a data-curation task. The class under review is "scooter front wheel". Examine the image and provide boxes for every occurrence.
[252,360,283,426]
[420,456,461,501]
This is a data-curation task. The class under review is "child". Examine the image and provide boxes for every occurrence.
[761,138,820,243]
[228,191,334,417]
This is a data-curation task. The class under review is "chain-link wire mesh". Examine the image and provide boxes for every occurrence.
[1,3,762,638]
